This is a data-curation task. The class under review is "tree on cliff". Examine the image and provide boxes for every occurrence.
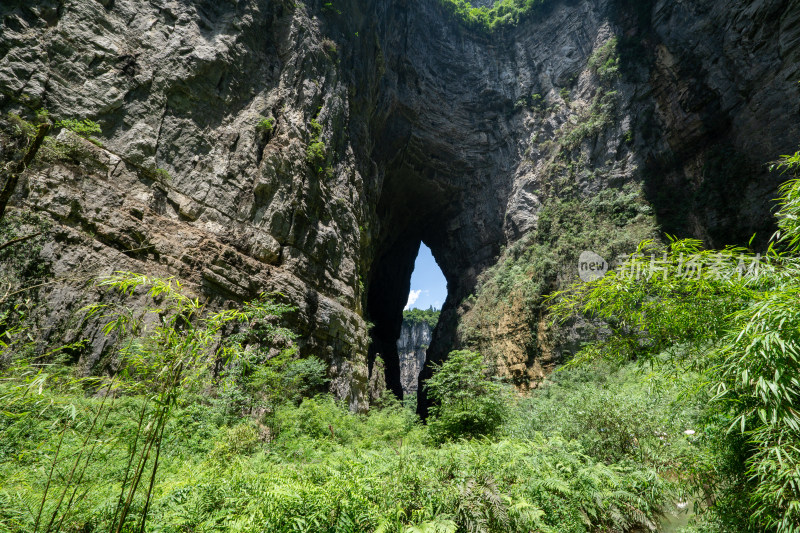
[0,118,49,250]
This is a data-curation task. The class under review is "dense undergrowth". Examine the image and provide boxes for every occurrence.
[551,149,800,532]
[0,269,695,532]
[0,348,693,532]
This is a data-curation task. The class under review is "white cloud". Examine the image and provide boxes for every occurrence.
[404,290,422,310]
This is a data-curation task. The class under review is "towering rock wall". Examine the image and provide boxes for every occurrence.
[0,0,382,410]
[1,0,799,412]
[396,319,432,396]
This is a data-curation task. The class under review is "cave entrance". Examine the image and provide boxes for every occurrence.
[397,244,445,397]
[366,236,449,401]
[364,99,511,415]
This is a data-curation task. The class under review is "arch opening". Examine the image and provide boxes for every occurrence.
[397,244,445,397]
[363,121,509,415]
[363,163,462,405]
[366,236,450,400]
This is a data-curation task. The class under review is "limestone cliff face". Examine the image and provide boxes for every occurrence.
[1,0,380,410]
[1,0,799,412]
[396,320,432,396]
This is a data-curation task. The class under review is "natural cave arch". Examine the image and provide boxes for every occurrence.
[362,0,529,415]
[364,144,510,417]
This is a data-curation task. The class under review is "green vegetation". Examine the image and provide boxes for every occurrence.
[437,0,550,32]
[306,140,327,168]
[321,38,338,56]
[55,118,104,148]
[55,118,102,139]
[402,307,441,328]
[510,359,703,469]
[306,116,331,178]
[6,112,37,139]
[2,112,104,167]
[561,37,619,150]
[550,149,800,531]
[459,182,657,378]
[0,114,51,222]
[426,350,509,442]
[255,116,275,135]
[0,211,53,362]
[0,268,678,532]
[321,1,342,15]
[562,90,617,150]
[587,37,620,82]
[153,167,171,182]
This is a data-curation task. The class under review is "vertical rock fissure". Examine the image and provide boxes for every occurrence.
[367,234,448,403]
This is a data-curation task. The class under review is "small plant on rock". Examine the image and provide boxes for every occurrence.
[306,117,329,175]
[321,38,338,55]
[256,116,275,135]
[55,118,101,139]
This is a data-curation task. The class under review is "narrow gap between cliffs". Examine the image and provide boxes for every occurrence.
[397,244,445,401]
[366,237,449,404]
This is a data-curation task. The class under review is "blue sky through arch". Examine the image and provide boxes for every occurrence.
[404,244,447,310]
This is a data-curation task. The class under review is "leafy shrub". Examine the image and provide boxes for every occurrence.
[153,167,171,181]
[426,350,510,442]
[587,37,619,81]
[9,115,105,165]
[305,117,330,175]
[256,115,275,134]
[211,422,260,460]
[306,140,327,168]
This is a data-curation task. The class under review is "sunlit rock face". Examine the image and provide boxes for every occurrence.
[1,0,798,413]
[396,319,432,396]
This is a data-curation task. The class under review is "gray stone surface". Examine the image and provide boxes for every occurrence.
[396,319,432,395]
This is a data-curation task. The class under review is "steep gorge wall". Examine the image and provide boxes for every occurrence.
[0,0,381,410]
[1,0,799,412]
